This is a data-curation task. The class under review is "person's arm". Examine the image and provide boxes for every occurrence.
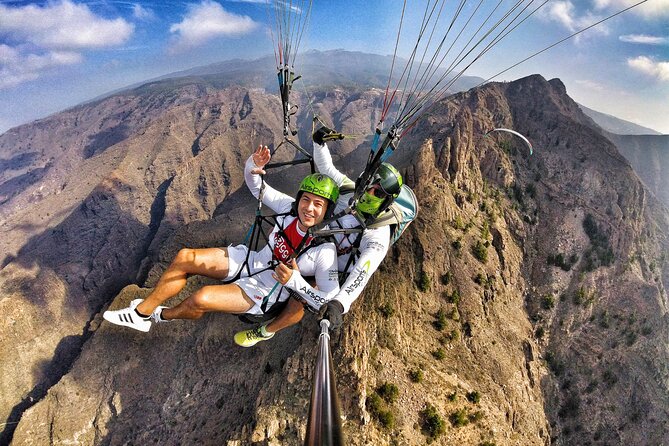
[312,142,356,189]
[335,226,390,313]
[280,244,340,311]
[244,146,294,214]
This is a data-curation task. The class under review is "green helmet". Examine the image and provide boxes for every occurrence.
[356,163,403,217]
[373,163,403,196]
[295,173,340,220]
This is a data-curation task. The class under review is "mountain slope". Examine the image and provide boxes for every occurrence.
[86,49,484,110]
[1,71,668,445]
[579,104,662,135]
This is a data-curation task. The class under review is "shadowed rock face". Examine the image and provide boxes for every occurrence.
[1,71,668,446]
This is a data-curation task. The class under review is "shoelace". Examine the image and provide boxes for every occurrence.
[248,328,263,340]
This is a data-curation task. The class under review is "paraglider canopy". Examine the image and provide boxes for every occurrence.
[484,128,533,155]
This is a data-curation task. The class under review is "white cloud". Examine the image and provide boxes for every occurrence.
[0,1,133,89]
[0,44,81,89]
[538,1,609,35]
[620,34,669,45]
[169,0,258,51]
[132,4,156,21]
[574,79,606,92]
[593,0,669,18]
[0,0,134,50]
[627,56,669,81]
[545,1,578,31]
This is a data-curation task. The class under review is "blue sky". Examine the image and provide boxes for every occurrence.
[1,0,668,134]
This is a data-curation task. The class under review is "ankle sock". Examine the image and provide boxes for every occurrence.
[134,308,150,319]
[260,325,273,337]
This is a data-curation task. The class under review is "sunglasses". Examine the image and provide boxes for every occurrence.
[367,183,389,198]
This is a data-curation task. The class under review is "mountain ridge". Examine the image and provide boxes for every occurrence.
[3,50,662,138]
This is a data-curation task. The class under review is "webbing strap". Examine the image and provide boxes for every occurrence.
[339,231,363,286]
[353,127,398,202]
[267,136,314,173]
[259,230,324,313]
[370,130,381,156]
[261,282,281,312]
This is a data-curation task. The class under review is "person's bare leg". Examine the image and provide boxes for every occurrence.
[265,298,305,333]
[137,248,232,315]
[161,284,253,320]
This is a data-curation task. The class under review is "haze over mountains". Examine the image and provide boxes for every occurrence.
[90,49,485,107]
[1,50,669,445]
[578,104,662,136]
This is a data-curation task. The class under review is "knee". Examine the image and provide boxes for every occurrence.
[190,287,217,312]
[172,248,196,267]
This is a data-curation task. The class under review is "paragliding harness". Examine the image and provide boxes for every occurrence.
[310,125,418,284]
[231,178,333,324]
[327,183,418,284]
[230,64,319,324]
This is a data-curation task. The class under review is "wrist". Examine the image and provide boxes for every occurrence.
[284,270,299,287]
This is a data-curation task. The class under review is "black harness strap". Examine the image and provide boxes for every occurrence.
[259,229,333,314]
[238,299,288,324]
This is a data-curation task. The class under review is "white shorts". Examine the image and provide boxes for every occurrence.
[224,245,286,315]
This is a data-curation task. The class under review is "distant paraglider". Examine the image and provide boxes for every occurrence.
[484,128,533,155]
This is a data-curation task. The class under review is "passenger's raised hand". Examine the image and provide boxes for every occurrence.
[251,145,271,174]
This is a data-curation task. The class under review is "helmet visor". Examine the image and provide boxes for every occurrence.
[370,171,401,196]
[356,191,385,215]
[367,183,388,198]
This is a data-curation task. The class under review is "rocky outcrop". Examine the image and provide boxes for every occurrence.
[2,71,669,445]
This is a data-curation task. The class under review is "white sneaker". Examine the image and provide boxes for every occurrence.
[103,299,152,332]
[150,306,169,323]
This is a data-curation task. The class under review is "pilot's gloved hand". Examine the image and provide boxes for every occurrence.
[318,300,344,331]
[313,125,344,146]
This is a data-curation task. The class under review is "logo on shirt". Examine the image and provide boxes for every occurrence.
[365,241,385,252]
[273,219,312,263]
[344,260,371,294]
[299,286,326,306]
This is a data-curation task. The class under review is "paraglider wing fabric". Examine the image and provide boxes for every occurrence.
[486,128,533,155]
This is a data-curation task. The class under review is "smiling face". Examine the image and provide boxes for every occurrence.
[296,191,328,230]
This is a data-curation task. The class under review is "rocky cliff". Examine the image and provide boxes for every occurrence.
[2,69,668,445]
